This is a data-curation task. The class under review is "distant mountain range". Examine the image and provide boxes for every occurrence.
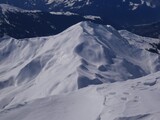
[0,4,102,39]
[0,0,160,26]
[0,0,160,38]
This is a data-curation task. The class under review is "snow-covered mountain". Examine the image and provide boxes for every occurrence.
[0,22,160,120]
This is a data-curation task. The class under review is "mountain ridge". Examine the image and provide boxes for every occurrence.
[0,22,160,107]
[0,0,160,119]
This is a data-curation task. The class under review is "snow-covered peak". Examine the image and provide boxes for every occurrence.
[0,21,160,120]
[0,22,160,107]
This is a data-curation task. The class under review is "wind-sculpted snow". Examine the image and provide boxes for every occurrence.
[0,22,160,119]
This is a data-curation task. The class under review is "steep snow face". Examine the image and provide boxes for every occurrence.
[0,71,160,120]
[0,22,160,108]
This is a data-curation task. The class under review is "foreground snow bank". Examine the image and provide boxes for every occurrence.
[0,86,104,120]
[0,71,160,120]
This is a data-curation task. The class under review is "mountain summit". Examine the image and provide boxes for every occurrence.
[0,0,160,120]
[0,22,160,120]
[0,21,160,105]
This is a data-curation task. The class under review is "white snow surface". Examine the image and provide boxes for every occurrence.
[0,70,160,120]
[0,22,160,120]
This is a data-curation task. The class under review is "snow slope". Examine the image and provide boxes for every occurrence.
[0,22,160,119]
[0,70,160,120]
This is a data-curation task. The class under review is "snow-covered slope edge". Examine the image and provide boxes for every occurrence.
[0,71,160,120]
[0,21,160,109]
